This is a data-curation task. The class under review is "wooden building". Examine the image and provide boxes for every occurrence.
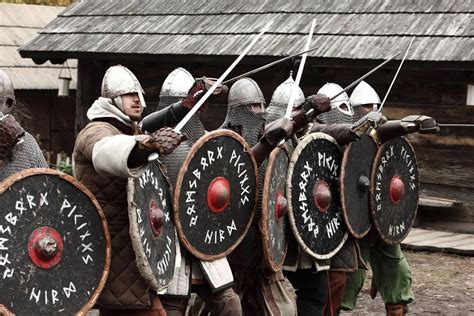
[19,0,474,225]
[0,2,77,160]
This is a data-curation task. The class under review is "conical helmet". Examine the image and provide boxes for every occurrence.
[266,73,305,123]
[349,81,381,120]
[228,77,266,110]
[0,69,16,110]
[160,67,195,99]
[157,67,195,110]
[317,83,353,117]
[349,81,381,108]
[101,65,144,99]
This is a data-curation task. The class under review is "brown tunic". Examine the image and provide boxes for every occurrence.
[73,121,151,309]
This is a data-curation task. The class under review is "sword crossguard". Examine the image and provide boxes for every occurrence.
[276,138,286,147]
[147,152,160,162]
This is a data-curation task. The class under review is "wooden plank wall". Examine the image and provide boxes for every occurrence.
[386,106,474,223]
[15,90,76,162]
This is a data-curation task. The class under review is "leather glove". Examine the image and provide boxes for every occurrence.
[136,127,184,156]
[260,117,294,147]
[181,77,229,110]
[200,77,229,103]
[0,114,25,159]
[300,93,331,118]
[401,115,439,134]
[350,111,386,137]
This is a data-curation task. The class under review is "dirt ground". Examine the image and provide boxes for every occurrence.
[341,250,474,315]
[87,250,473,316]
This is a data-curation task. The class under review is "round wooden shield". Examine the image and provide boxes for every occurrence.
[340,134,377,239]
[287,133,348,260]
[0,168,110,315]
[370,137,419,244]
[128,161,177,291]
[174,130,258,260]
[260,145,290,272]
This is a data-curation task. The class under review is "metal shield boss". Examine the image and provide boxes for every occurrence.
[287,133,348,259]
[174,130,258,260]
[260,145,291,272]
[128,161,177,291]
[370,137,419,244]
[0,168,110,315]
[340,134,377,238]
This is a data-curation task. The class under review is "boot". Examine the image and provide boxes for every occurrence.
[385,303,405,316]
[370,279,377,299]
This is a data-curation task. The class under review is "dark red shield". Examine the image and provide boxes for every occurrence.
[260,145,291,272]
[370,137,419,244]
[174,130,258,260]
[128,161,177,291]
[340,134,377,239]
[287,133,348,259]
[0,168,110,315]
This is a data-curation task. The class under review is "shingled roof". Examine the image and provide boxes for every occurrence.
[0,3,77,89]
[19,0,473,64]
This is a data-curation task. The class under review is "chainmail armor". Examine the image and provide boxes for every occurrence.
[157,96,205,146]
[156,96,204,191]
[0,132,48,181]
[159,142,192,191]
[221,106,266,147]
[352,106,368,123]
[316,107,353,125]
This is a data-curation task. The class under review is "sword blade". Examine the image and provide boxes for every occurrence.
[223,46,320,85]
[285,18,317,118]
[438,123,474,128]
[330,51,402,101]
[174,20,273,133]
[378,36,416,112]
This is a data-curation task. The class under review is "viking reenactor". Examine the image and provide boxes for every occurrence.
[224,76,331,315]
[305,82,383,316]
[307,80,437,315]
[1,69,110,315]
[73,65,211,315]
[0,69,48,181]
[341,81,436,316]
[264,75,330,316]
[154,67,241,315]
[283,82,363,316]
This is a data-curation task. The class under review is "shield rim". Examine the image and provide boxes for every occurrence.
[128,161,177,292]
[286,132,348,260]
[261,145,290,272]
[0,168,111,316]
[173,129,258,261]
[340,135,377,239]
[369,136,419,245]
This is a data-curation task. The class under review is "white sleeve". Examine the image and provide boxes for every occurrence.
[92,134,146,178]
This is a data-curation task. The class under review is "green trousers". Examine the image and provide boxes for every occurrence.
[342,242,414,310]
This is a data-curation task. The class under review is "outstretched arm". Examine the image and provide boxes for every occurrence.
[373,115,438,144]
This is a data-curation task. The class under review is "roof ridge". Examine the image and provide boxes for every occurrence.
[37,31,473,39]
[59,11,474,17]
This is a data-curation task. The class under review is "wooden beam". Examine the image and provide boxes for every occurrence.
[419,196,463,208]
